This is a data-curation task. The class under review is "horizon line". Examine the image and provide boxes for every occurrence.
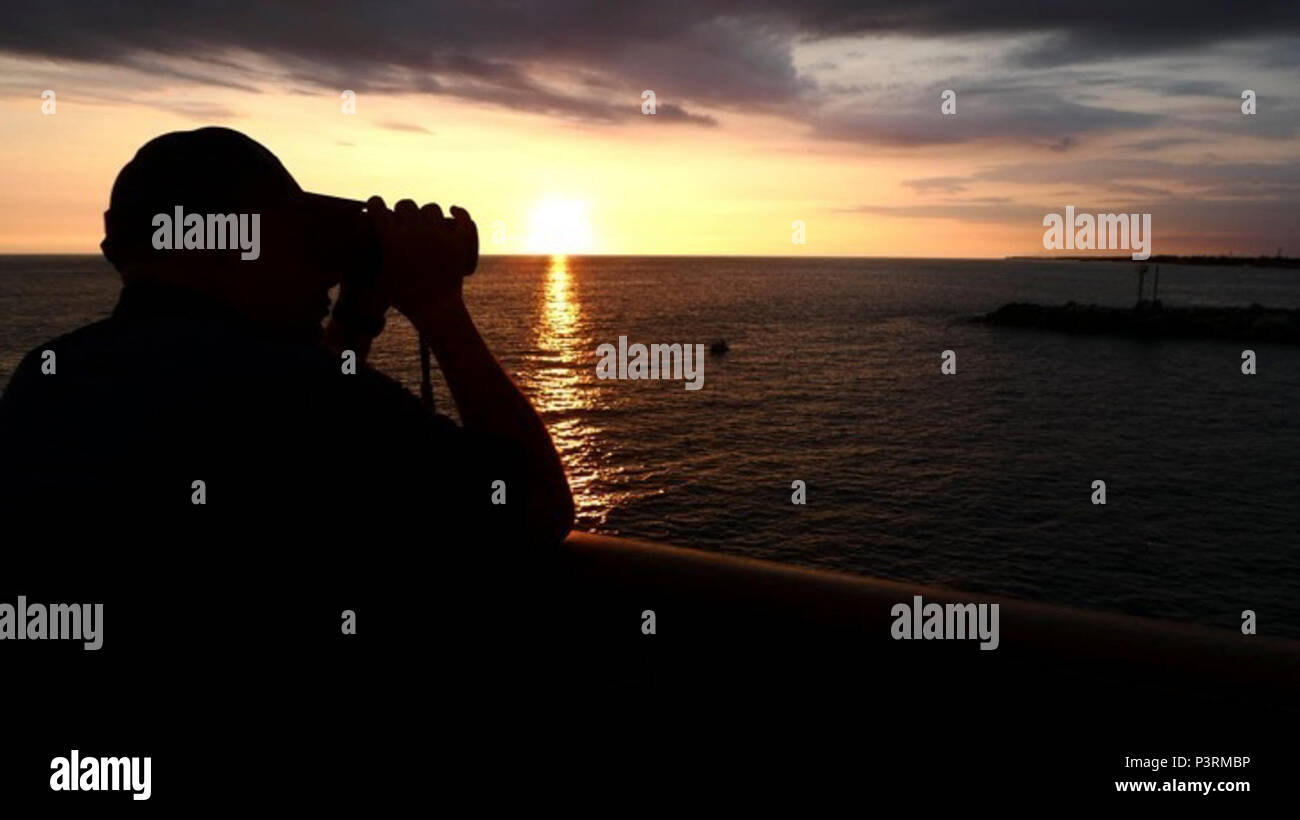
[1,251,1287,262]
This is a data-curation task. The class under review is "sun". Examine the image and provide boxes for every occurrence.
[527,197,594,254]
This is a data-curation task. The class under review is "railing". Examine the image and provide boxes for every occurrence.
[556,531,1300,697]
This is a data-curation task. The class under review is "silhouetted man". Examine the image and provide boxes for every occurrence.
[0,129,584,806]
[0,127,574,547]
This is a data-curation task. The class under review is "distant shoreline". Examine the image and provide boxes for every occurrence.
[973,301,1300,344]
[1005,254,1300,269]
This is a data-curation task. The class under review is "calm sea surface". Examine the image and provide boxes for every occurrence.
[3,255,1298,634]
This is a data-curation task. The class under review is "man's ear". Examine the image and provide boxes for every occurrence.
[101,210,122,269]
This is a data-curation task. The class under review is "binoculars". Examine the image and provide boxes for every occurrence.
[312,194,480,283]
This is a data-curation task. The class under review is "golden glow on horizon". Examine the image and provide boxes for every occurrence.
[0,85,1029,257]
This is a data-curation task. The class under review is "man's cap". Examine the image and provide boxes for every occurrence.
[102,127,359,264]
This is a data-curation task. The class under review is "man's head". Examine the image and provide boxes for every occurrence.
[102,127,361,336]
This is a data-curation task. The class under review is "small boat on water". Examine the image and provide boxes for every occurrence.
[709,339,730,355]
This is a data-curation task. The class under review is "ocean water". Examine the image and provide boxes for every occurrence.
[3,254,1298,635]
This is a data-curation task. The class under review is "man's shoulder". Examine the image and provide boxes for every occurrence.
[16,317,117,359]
[3,318,116,394]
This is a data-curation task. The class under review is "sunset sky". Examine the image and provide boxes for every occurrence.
[1,1,1298,257]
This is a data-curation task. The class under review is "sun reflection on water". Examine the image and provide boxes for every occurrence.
[530,255,625,526]
[534,255,583,412]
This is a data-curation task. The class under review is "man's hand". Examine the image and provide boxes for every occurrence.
[365,196,477,321]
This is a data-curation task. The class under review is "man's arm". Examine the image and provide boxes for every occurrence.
[366,196,575,545]
[322,308,382,362]
[323,266,390,363]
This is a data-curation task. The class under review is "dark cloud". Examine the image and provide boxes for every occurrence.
[2,0,1297,129]
[115,58,264,94]
[903,177,968,193]
[974,159,1300,195]
[1118,137,1201,152]
[1106,183,1174,198]
[378,122,433,134]
[1156,80,1242,98]
[812,90,1160,147]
